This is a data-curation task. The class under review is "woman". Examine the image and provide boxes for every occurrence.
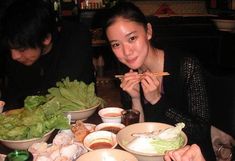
[104,2,215,160]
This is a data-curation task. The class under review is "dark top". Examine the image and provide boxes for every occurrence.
[2,20,95,110]
[121,47,216,160]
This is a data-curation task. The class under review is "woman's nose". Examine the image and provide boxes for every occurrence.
[123,44,132,56]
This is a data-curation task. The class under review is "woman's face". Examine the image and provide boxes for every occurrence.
[106,17,152,69]
[11,48,41,66]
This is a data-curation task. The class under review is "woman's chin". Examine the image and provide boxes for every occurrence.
[127,64,139,70]
[121,61,140,70]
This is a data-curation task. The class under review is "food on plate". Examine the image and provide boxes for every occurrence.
[28,130,87,161]
[52,132,74,146]
[22,77,103,117]
[83,123,96,132]
[126,122,185,155]
[0,106,69,140]
[24,95,47,110]
[71,120,91,142]
[45,77,103,111]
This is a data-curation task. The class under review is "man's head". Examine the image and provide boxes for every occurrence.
[1,0,56,65]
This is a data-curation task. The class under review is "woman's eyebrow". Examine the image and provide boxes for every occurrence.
[109,40,119,44]
[126,31,137,38]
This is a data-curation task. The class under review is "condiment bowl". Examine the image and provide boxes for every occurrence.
[83,130,117,151]
[95,122,125,134]
[98,107,124,123]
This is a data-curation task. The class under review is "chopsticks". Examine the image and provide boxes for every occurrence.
[115,72,170,79]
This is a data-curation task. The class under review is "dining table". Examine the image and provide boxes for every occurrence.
[0,108,104,155]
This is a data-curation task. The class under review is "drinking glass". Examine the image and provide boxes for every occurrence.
[121,109,140,126]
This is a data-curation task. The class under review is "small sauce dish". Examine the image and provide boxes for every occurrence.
[98,107,124,123]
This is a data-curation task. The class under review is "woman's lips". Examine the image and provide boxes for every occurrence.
[126,57,138,64]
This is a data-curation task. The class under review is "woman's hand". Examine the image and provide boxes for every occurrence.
[140,71,161,104]
[164,144,206,161]
[120,70,141,100]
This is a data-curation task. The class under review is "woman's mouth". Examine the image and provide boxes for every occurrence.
[126,57,138,64]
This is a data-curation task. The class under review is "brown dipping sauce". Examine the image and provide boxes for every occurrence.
[89,142,113,150]
[103,113,121,117]
[100,126,121,134]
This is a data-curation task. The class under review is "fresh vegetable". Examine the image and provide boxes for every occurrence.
[127,123,186,155]
[0,77,103,140]
[46,77,103,111]
[0,107,69,140]
[24,95,47,110]
[150,123,185,154]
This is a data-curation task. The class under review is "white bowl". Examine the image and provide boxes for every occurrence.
[65,103,100,122]
[0,129,54,150]
[98,107,124,123]
[213,19,235,32]
[76,149,138,161]
[95,122,125,134]
[116,122,188,161]
[83,130,117,151]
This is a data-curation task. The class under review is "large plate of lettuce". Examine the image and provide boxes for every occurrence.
[24,77,103,121]
[0,105,69,141]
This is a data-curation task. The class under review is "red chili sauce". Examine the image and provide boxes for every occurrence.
[89,142,113,150]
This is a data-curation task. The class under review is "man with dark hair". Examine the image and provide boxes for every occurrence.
[0,0,95,110]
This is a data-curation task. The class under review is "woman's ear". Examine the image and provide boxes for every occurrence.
[43,34,52,46]
[146,23,153,40]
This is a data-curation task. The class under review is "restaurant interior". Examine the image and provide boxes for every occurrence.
[59,0,235,159]
[0,0,235,160]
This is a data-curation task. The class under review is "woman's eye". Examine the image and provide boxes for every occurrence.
[111,43,119,48]
[129,36,137,42]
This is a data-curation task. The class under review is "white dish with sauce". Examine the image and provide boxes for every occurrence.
[83,130,117,151]
[98,107,124,123]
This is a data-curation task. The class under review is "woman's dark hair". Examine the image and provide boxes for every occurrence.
[104,2,148,32]
[1,0,56,50]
